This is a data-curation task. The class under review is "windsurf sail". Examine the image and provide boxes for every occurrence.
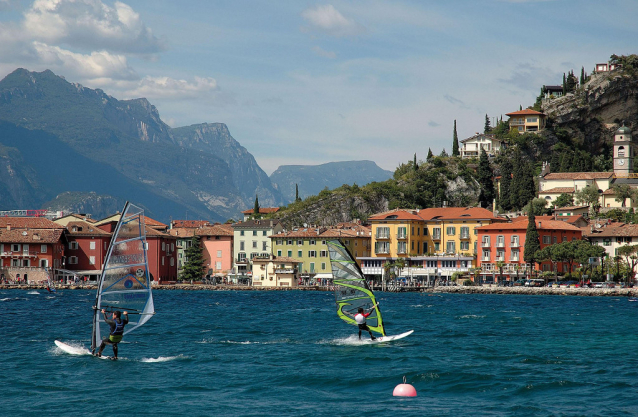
[327,240,386,336]
[91,202,154,353]
[45,267,56,292]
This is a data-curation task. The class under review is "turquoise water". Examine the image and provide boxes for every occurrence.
[2,289,638,416]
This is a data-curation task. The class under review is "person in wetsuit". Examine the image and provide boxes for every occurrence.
[346,304,378,340]
[96,309,128,359]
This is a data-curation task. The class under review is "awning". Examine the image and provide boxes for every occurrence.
[313,273,333,279]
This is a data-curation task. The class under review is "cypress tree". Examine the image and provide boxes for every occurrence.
[550,150,561,173]
[524,211,541,277]
[580,66,585,85]
[484,114,491,134]
[562,73,566,95]
[181,235,205,282]
[519,104,522,111]
[519,161,536,208]
[413,153,418,170]
[560,150,572,173]
[499,157,513,211]
[427,148,434,161]
[452,120,459,156]
[295,184,301,202]
[253,194,260,215]
[477,148,494,209]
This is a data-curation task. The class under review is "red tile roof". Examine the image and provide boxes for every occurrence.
[0,228,64,244]
[539,187,575,194]
[368,209,422,221]
[196,224,234,237]
[241,207,280,215]
[543,172,613,180]
[271,228,325,238]
[168,228,198,238]
[171,220,211,228]
[417,207,504,221]
[0,217,64,229]
[66,221,110,236]
[144,217,167,228]
[506,109,545,116]
[477,216,582,231]
[554,206,589,211]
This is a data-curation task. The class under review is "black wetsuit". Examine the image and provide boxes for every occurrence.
[97,315,128,358]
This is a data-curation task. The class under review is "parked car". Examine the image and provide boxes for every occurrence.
[513,279,527,287]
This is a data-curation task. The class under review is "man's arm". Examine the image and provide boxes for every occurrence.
[122,311,129,325]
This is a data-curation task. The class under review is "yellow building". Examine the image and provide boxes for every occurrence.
[506,109,547,133]
[251,255,300,288]
[368,207,506,265]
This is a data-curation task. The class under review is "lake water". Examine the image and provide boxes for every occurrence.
[2,289,638,416]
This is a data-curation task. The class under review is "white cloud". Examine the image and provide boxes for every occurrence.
[301,4,364,37]
[32,41,137,79]
[23,0,165,54]
[311,45,336,59]
[122,75,218,100]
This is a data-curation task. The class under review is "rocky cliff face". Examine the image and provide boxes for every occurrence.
[542,70,638,150]
[0,69,283,222]
[171,123,283,207]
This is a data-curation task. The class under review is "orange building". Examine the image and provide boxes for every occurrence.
[476,216,583,282]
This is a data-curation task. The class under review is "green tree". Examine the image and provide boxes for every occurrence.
[452,120,459,156]
[574,185,600,215]
[499,157,513,211]
[253,194,260,216]
[295,184,301,202]
[413,153,418,170]
[616,244,638,284]
[439,148,449,158]
[524,198,548,216]
[611,183,634,207]
[427,148,434,161]
[180,236,205,282]
[524,211,541,277]
[553,193,574,209]
[580,66,585,85]
[562,73,566,95]
[575,240,606,280]
[535,245,558,281]
[484,114,491,134]
[477,148,494,208]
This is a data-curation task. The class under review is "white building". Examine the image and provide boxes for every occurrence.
[460,133,504,159]
[231,219,283,276]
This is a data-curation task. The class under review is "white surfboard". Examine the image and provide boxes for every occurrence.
[374,330,414,343]
[54,340,113,360]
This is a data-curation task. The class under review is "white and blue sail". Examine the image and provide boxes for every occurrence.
[90,202,154,353]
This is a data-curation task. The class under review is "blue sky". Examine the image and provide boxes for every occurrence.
[0,0,636,174]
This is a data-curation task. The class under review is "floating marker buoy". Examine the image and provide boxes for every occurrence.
[393,376,417,397]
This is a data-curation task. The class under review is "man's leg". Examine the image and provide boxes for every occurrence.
[369,330,376,340]
[112,343,118,359]
[97,338,111,357]
[358,329,362,340]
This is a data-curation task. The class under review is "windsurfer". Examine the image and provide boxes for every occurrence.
[346,304,378,340]
[95,309,128,359]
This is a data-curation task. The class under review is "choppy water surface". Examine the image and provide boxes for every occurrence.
[2,290,638,416]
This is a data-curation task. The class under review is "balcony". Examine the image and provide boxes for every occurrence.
[396,234,407,240]
[432,234,441,241]
[375,234,390,240]
[496,241,505,248]
[460,233,470,240]
[275,268,296,274]
[510,242,520,248]
[481,242,491,248]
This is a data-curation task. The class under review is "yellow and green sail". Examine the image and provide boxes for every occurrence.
[327,240,386,336]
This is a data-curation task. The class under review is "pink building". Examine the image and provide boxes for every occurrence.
[196,224,234,276]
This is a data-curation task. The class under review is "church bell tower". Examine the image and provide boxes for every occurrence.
[613,125,633,175]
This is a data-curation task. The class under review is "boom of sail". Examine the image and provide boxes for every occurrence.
[327,239,386,336]
[91,202,154,353]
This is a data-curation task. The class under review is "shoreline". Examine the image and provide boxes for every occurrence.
[3,283,638,297]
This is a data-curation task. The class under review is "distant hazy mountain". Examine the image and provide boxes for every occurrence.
[0,68,284,222]
[270,161,393,203]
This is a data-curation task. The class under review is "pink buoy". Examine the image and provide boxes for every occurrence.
[393,376,417,397]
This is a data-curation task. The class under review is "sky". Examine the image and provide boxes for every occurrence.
[0,0,636,175]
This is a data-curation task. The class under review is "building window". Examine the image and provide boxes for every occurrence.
[398,227,407,239]
[162,257,165,266]
[240,230,245,236]
[511,235,519,247]
[89,256,96,265]
[217,250,222,258]
[171,258,175,267]
[423,227,428,236]
[287,250,292,257]
[482,250,490,261]
[68,242,78,250]
[446,227,456,236]
[240,241,245,251]
[482,236,490,246]
[446,241,456,253]
[310,239,316,245]
[397,242,407,254]
[298,240,303,246]
[460,241,469,250]
[253,230,257,236]
[69,256,78,265]
[432,228,441,239]
[543,236,551,244]
[309,250,317,257]
[161,242,165,251]
[320,250,328,257]
[298,250,303,258]
[263,231,267,236]
[460,227,469,238]
[22,259,30,267]
[376,227,390,239]
[310,263,315,273]
[252,241,258,249]
[434,242,440,251]
[263,241,267,251]
[40,244,47,253]
[496,235,505,247]
[321,262,326,270]
[277,250,282,256]
[375,242,390,254]
[511,250,519,261]
[496,250,505,261]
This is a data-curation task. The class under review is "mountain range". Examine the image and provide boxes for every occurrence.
[0,69,391,222]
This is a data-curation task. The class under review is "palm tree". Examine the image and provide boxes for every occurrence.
[496,261,505,286]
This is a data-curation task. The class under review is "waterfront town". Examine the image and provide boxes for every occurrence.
[1,117,637,291]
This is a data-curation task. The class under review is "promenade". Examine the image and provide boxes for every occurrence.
[3,283,638,297]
